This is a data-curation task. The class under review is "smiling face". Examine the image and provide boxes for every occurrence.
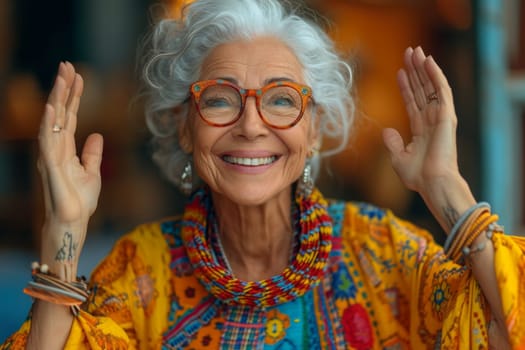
[181,37,318,206]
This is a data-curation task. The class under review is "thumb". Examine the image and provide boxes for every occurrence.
[382,128,405,159]
[81,133,104,175]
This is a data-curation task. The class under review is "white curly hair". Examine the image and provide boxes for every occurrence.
[140,0,354,193]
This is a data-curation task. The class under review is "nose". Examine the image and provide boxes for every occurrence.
[232,95,269,139]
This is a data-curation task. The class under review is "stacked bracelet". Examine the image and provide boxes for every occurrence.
[23,262,89,316]
[444,202,502,264]
[461,222,504,267]
[444,202,490,252]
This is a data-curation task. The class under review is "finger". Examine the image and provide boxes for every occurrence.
[425,56,453,107]
[412,47,436,99]
[64,73,84,133]
[37,107,59,212]
[39,104,55,137]
[81,133,104,175]
[424,57,457,127]
[47,63,66,106]
[397,69,424,135]
[38,103,63,152]
[403,47,426,110]
[47,64,68,130]
[47,62,76,129]
[39,100,78,168]
[382,128,405,164]
[397,69,418,115]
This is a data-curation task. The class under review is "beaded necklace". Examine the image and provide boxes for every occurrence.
[211,201,299,278]
[181,187,333,308]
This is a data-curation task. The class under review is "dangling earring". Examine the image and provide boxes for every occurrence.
[180,160,193,196]
[296,160,314,198]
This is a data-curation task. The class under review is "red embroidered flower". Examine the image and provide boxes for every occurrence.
[342,304,374,349]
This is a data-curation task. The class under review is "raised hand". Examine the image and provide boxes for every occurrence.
[382,46,460,193]
[37,62,103,277]
[383,46,475,231]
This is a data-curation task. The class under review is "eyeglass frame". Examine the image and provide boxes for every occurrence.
[188,79,314,129]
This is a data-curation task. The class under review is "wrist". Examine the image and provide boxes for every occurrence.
[40,222,85,280]
[419,173,476,232]
[38,258,79,281]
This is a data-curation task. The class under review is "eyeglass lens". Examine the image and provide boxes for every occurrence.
[197,84,303,127]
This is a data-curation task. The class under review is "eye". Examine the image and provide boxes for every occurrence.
[203,96,233,108]
[270,95,295,107]
[199,85,240,110]
[263,86,302,110]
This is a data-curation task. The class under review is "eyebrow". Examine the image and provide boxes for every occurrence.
[216,76,296,86]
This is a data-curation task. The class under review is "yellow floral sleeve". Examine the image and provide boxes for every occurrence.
[0,222,172,350]
[345,204,525,349]
[492,233,525,347]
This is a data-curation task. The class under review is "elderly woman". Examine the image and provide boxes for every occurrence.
[2,0,525,349]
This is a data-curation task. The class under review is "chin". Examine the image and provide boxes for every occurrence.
[210,182,292,207]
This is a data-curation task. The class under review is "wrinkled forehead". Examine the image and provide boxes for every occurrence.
[198,36,306,88]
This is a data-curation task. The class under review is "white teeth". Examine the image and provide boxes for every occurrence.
[223,155,277,166]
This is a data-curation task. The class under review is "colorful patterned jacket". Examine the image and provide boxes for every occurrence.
[2,198,524,349]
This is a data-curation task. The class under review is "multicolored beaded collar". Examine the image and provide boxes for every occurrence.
[181,187,333,308]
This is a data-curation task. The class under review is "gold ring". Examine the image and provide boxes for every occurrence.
[426,92,439,104]
[52,124,63,133]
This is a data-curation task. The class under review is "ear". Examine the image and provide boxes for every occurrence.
[307,106,322,157]
[176,106,193,154]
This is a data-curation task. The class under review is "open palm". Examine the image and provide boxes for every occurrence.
[383,47,459,195]
[38,62,103,252]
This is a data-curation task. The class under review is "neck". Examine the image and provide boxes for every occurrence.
[211,188,294,281]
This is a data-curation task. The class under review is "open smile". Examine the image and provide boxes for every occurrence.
[222,155,279,167]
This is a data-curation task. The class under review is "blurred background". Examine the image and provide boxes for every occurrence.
[1,0,524,341]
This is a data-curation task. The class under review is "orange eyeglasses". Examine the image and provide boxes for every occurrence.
[189,79,313,129]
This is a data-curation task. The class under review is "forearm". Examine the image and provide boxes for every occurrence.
[468,234,509,346]
[419,174,508,342]
[26,222,85,350]
[26,301,73,350]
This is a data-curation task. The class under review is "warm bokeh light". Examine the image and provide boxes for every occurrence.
[436,0,472,30]
[167,0,195,18]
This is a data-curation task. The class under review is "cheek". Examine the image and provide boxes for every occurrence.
[189,116,219,154]
[282,135,309,178]
[192,145,219,187]
[289,123,313,156]
[190,126,226,181]
[191,133,214,165]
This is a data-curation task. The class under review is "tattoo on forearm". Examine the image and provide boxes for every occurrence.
[443,206,460,229]
[55,232,78,262]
